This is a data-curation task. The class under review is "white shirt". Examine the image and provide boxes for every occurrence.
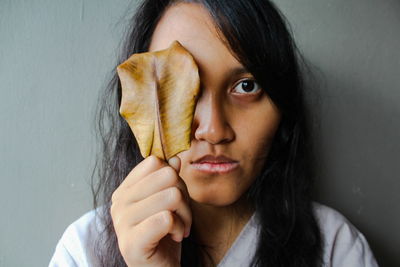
[49,203,379,267]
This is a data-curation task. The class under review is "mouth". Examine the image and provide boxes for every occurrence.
[190,155,239,174]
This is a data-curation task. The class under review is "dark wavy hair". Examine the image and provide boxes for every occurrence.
[91,0,323,266]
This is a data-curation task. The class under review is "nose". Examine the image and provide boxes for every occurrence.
[192,91,235,144]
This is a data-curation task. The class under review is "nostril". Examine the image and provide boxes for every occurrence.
[193,120,235,144]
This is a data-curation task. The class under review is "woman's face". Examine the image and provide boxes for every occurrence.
[149,3,281,206]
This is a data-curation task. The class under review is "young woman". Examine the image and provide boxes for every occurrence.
[50,0,378,266]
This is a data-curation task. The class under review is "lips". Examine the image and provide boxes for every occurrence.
[191,155,239,174]
[192,155,237,164]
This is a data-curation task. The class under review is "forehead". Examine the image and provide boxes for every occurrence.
[149,3,242,78]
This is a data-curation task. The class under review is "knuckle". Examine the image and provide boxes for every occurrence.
[109,199,120,218]
[163,167,179,183]
[147,155,157,164]
[111,190,119,204]
[166,187,182,206]
[110,205,129,231]
[110,208,121,229]
[158,210,173,228]
[148,155,163,167]
[118,239,132,258]
[109,203,115,217]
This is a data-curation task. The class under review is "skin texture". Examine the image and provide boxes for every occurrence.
[111,3,281,266]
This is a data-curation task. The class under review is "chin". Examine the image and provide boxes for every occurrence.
[187,186,242,207]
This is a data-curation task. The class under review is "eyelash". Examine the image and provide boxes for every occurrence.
[232,79,262,95]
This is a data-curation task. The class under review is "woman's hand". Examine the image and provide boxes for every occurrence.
[110,155,192,267]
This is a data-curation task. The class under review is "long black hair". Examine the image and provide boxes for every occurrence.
[91,0,323,266]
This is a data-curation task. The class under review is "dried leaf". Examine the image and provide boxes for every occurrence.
[117,41,200,160]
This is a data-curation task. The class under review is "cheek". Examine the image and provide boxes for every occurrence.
[239,131,273,178]
[233,101,281,172]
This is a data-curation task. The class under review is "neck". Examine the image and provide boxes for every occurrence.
[189,195,254,264]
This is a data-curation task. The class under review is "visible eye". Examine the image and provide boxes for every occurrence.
[232,79,261,94]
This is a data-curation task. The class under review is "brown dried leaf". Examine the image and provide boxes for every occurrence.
[117,41,200,160]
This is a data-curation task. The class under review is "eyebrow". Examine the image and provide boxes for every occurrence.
[227,66,251,77]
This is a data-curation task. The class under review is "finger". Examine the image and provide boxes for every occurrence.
[168,156,181,172]
[114,155,167,199]
[122,187,192,235]
[122,166,189,204]
[125,155,167,187]
[133,211,185,256]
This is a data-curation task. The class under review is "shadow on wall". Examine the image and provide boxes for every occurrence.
[307,60,400,267]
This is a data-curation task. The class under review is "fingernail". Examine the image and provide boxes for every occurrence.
[168,156,180,172]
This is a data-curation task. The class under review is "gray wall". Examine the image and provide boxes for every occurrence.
[0,0,132,266]
[273,1,400,267]
[1,0,399,266]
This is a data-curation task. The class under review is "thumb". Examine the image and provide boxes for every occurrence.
[168,156,181,172]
